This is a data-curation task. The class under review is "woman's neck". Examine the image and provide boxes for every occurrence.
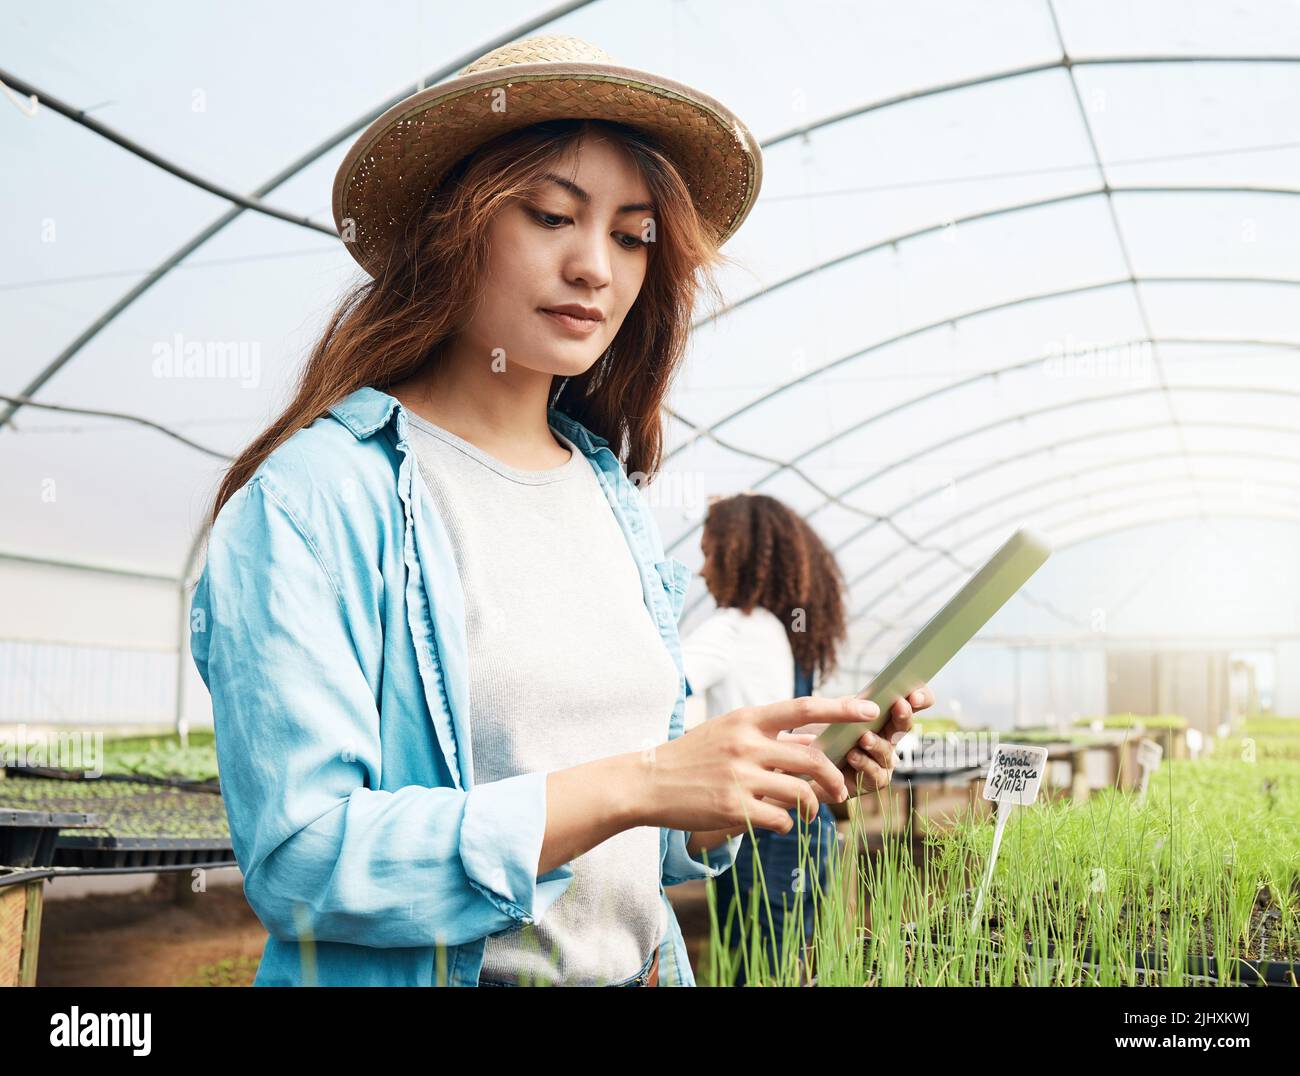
[389,350,571,469]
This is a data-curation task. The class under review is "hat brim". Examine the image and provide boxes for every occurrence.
[332,61,763,279]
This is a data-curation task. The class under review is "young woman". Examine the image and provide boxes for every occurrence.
[683,493,886,984]
[188,35,930,988]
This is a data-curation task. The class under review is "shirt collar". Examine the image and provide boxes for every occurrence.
[326,386,611,452]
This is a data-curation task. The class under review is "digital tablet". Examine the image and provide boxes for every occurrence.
[812,527,1053,769]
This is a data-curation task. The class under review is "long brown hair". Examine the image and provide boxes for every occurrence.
[701,494,847,684]
[205,118,731,529]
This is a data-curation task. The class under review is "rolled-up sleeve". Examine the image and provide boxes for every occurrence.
[190,475,573,949]
[662,827,742,886]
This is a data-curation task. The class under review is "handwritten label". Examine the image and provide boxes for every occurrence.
[1136,738,1163,804]
[1137,738,1163,770]
[982,744,1049,806]
[970,743,1048,931]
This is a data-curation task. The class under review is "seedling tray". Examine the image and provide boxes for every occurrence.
[52,835,236,870]
[0,808,101,868]
[912,934,1298,987]
[0,775,233,871]
[1031,938,1299,987]
[4,765,221,794]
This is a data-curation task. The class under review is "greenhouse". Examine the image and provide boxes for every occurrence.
[1,0,1297,1015]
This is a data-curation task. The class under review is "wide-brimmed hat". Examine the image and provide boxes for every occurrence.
[332,34,763,279]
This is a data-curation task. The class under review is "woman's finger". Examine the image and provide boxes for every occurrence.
[739,794,803,834]
[854,728,897,772]
[751,694,880,734]
[763,740,850,800]
[750,772,824,822]
[844,751,893,791]
[750,795,808,833]
[788,721,831,738]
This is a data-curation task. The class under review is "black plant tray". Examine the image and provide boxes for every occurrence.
[0,808,101,868]
[918,935,1298,987]
[0,773,233,873]
[4,765,221,794]
[51,834,236,871]
[1028,939,1299,987]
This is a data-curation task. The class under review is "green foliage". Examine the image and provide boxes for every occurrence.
[180,953,261,987]
[100,731,219,783]
[1242,716,1300,739]
[0,775,230,841]
[1074,713,1188,730]
[700,754,1300,986]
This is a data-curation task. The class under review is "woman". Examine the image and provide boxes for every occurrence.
[683,493,902,984]
[188,35,930,988]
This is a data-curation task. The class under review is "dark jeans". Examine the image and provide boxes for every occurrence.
[711,803,840,986]
[476,944,656,987]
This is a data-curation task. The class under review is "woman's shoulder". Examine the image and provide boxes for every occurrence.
[254,410,395,493]
[216,410,402,556]
[705,604,790,639]
[728,606,795,655]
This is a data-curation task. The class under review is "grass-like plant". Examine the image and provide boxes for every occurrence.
[698,753,1299,986]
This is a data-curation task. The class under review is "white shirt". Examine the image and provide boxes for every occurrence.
[405,411,675,987]
[680,606,799,730]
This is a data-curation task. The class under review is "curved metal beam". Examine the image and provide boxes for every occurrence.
[0,68,335,236]
[0,0,600,433]
[0,394,231,459]
[843,438,1300,601]
[848,461,1300,618]
[856,490,1300,651]
[836,507,1300,681]
[666,335,1300,552]
[667,276,1300,467]
[690,185,1300,329]
[677,385,1300,619]
[822,386,1300,557]
[1044,2,1193,522]
[0,550,176,583]
[761,55,1300,149]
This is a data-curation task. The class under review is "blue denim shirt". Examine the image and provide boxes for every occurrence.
[189,385,740,986]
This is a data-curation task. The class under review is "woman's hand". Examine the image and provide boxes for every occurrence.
[636,695,884,836]
[784,685,934,797]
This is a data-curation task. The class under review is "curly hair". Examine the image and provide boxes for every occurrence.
[700,493,847,685]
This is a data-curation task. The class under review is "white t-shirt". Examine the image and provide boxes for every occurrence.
[405,411,675,987]
[680,606,800,730]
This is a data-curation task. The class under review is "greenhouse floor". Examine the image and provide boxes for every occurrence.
[35,873,265,987]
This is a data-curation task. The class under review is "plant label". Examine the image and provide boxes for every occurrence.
[970,745,1048,932]
[1137,738,1163,770]
[982,744,1049,806]
[1136,738,1163,804]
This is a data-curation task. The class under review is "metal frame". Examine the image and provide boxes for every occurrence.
[857,493,1300,655]
[5,21,1300,729]
[666,335,1300,556]
[852,473,1300,627]
[677,386,1300,621]
[845,443,1300,606]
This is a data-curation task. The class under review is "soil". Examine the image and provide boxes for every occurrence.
[35,874,266,987]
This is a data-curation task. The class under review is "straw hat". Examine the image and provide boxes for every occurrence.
[332,34,763,279]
